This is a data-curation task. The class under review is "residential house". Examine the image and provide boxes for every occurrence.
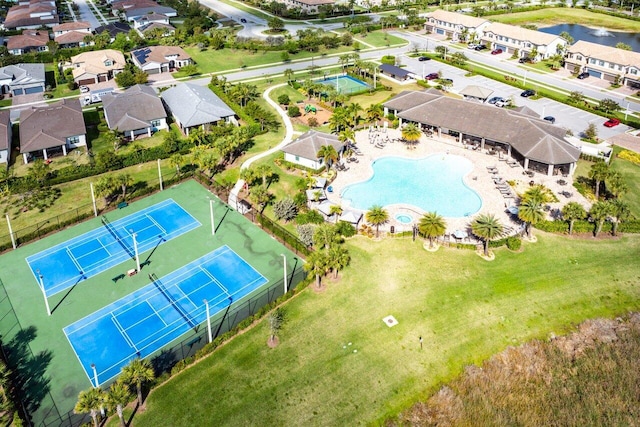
[132,12,175,37]
[3,0,58,30]
[480,22,566,61]
[161,83,237,136]
[69,49,126,85]
[52,21,92,48]
[384,90,580,176]
[0,111,12,167]
[7,30,49,55]
[424,10,489,43]
[123,5,177,21]
[111,0,158,13]
[19,99,86,164]
[278,0,334,15]
[280,130,343,170]
[131,46,192,74]
[565,40,640,88]
[0,63,46,96]
[102,84,167,140]
[94,22,131,42]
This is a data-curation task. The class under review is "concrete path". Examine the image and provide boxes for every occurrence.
[73,0,102,28]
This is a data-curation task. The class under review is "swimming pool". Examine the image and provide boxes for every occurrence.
[396,214,413,224]
[315,75,371,94]
[341,155,482,217]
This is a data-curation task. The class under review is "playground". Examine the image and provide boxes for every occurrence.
[295,100,332,127]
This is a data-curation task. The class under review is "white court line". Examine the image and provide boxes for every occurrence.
[199,266,230,296]
[146,300,168,327]
[145,214,167,235]
[111,314,139,352]
[65,247,83,273]
[97,239,111,257]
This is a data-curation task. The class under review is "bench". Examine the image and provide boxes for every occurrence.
[117,202,128,209]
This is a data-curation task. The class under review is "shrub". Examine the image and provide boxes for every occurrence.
[618,150,640,166]
[307,117,319,127]
[506,236,522,251]
[296,209,324,225]
[273,198,298,221]
[277,94,290,105]
[335,221,356,237]
[288,105,301,117]
[381,55,395,65]
[296,224,316,246]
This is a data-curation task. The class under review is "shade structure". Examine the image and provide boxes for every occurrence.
[453,229,468,239]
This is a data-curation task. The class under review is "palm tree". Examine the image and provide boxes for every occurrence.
[74,387,106,427]
[116,173,133,200]
[346,103,362,128]
[365,205,389,238]
[327,245,350,279]
[589,201,612,237]
[418,212,446,249]
[317,145,339,172]
[338,128,355,145]
[609,199,631,236]
[106,380,133,427]
[588,161,610,200]
[518,198,545,238]
[521,185,552,204]
[606,171,628,199]
[169,153,183,175]
[471,213,503,257]
[313,223,337,251]
[304,250,328,289]
[255,164,275,189]
[366,104,383,125]
[329,205,343,222]
[401,123,422,143]
[328,107,350,133]
[561,202,586,235]
[121,357,155,407]
[283,68,294,83]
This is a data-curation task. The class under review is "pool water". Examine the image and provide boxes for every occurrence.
[315,75,371,94]
[341,155,482,217]
[395,214,413,224]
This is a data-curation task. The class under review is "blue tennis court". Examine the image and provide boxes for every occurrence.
[26,199,200,297]
[64,245,268,385]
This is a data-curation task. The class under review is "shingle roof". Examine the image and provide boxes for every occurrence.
[426,10,489,28]
[4,2,58,29]
[0,111,10,152]
[131,46,190,67]
[132,11,167,22]
[7,30,49,50]
[124,5,177,18]
[386,91,579,165]
[281,130,343,160]
[20,99,86,153]
[94,22,131,38]
[52,21,91,32]
[138,22,175,34]
[0,63,45,86]
[102,84,166,132]
[55,31,88,45]
[483,22,563,46]
[459,85,493,99]
[568,40,640,67]
[70,49,126,78]
[382,90,441,111]
[161,83,235,128]
[379,63,413,78]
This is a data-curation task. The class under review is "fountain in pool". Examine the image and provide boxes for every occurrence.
[592,27,614,37]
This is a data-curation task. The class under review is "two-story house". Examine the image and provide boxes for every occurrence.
[7,30,49,55]
[424,10,490,43]
[52,21,92,48]
[481,22,567,61]
[3,0,58,30]
[68,49,126,86]
[565,40,640,88]
[130,46,192,74]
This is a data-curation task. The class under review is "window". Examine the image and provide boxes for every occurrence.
[589,58,596,64]
[576,55,582,61]
[67,136,80,145]
[631,69,638,75]
[104,60,112,66]
[598,60,604,66]
[151,119,161,127]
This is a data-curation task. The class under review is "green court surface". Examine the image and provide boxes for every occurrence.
[0,180,300,426]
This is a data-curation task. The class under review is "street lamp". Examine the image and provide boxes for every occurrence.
[130,229,140,273]
[625,102,630,120]
[280,254,288,294]
[209,199,215,236]
[37,270,51,316]
[523,70,528,87]
[90,363,99,387]
[203,299,212,343]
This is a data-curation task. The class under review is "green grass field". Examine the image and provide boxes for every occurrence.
[489,8,640,31]
[134,233,640,426]
[0,180,299,425]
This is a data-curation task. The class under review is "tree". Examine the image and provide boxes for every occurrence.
[366,104,383,124]
[365,205,389,238]
[95,175,117,203]
[317,145,339,172]
[313,223,337,251]
[606,171,628,199]
[589,201,612,237]
[169,153,183,175]
[74,387,106,427]
[561,202,586,235]
[273,198,298,221]
[329,204,343,222]
[268,307,285,345]
[116,173,133,200]
[255,164,275,189]
[327,244,350,278]
[304,250,328,289]
[583,123,598,141]
[106,380,133,427]
[567,91,585,104]
[115,70,136,88]
[471,213,503,257]
[589,161,610,200]
[401,123,422,143]
[28,159,50,185]
[121,357,155,407]
[609,199,630,236]
[277,94,290,105]
[597,98,621,114]
[418,212,446,248]
[518,198,545,238]
[559,31,574,44]
[283,68,294,83]
[267,16,285,32]
[449,52,467,66]
[615,42,632,51]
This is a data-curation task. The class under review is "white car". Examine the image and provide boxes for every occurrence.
[80,85,90,93]
[495,99,512,108]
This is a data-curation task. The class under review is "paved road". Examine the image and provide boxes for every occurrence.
[73,0,102,29]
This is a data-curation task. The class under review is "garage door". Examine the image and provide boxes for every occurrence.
[436,29,444,35]
[98,75,107,82]
[602,73,616,82]
[78,78,94,86]
[587,69,601,78]
[12,88,23,96]
[495,44,507,51]
[24,86,43,94]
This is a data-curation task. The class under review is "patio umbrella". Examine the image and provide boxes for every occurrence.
[453,229,468,239]
[507,206,519,215]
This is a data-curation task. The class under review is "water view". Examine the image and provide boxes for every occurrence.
[539,24,640,51]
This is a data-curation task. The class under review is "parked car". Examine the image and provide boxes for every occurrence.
[240,18,247,23]
[80,85,90,93]
[520,89,536,97]
[603,118,621,127]
[425,73,439,80]
[518,57,533,64]
[495,99,511,108]
[474,45,487,51]
[467,44,478,50]
[491,49,503,55]
[577,72,590,79]
[418,56,431,61]
[543,116,556,124]
[487,96,503,105]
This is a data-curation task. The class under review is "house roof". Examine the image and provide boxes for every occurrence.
[138,22,175,34]
[339,209,362,225]
[7,30,49,50]
[52,21,90,32]
[379,63,413,78]
[0,63,45,86]
[386,91,580,165]
[512,105,539,118]
[94,22,131,38]
[70,49,126,78]
[0,111,10,152]
[460,85,493,99]
[382,90,441,111]
[102,84,166,132]
[161,83,235,128]
[281,130,343,160]
[483,22,563,47]
[131,46,190,67]
[111,0,158,10]
[426,9,489,28]
[316,200,338,216]
[55,30,88,45]
[124,5,177,18]
[132,11,167,22]
[291,0,334,5]
[19,99,86,153]
[4,2,58,29]
[568,40,640,67]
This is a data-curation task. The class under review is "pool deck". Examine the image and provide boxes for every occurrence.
[326,128,591,239]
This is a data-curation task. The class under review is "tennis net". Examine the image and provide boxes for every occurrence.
[149,273,196,328]
[101,216,134,258]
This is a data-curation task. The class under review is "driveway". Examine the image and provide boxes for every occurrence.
[73,0,102,28]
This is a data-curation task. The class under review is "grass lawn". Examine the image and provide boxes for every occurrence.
[354,31,408,48]
[489,8,640,31]
[610,148,640,216]
[134,233,640,426]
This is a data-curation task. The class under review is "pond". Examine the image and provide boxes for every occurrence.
[539,24,640,51]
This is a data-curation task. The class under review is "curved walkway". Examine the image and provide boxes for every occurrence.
[228,83,295,209]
